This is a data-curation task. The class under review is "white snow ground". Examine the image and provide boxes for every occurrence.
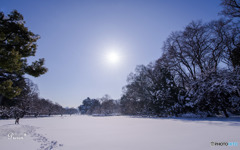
[0,115,240,150]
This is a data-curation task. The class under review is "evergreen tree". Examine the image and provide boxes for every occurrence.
[0,10,47,99]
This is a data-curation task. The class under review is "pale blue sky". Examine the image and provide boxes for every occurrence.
[1,0,222,107]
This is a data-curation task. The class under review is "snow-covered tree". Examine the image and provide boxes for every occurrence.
[65,107,78,116]
[120,62,180,116]
[78,97,101,115]
[186,68,240,117]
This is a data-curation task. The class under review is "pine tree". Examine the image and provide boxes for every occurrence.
[0,10,47,99]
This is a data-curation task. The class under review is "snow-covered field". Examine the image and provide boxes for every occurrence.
[0,115,239,150]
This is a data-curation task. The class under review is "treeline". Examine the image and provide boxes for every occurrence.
[120,0,240,118]
[78,95,120,115]
[79,0,240,118]
[0,79,78,119]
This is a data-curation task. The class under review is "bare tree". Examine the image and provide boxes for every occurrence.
[220,0,240,18]
[162,20,239,86]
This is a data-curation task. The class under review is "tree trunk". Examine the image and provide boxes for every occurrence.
[0,95,3,105]
[223,109,229,118]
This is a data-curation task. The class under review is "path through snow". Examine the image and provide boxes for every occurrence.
[0,119,63,150]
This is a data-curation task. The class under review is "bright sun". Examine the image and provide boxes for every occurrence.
[106,51,120,64]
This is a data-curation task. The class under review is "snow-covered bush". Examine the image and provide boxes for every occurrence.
[0,106,10,119]
[0,106,24,119]
[181,112,208,118]
[9,106,24,118]
[187,68,240,117]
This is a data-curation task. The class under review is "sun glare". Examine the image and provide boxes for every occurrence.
[106,51,120,64]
